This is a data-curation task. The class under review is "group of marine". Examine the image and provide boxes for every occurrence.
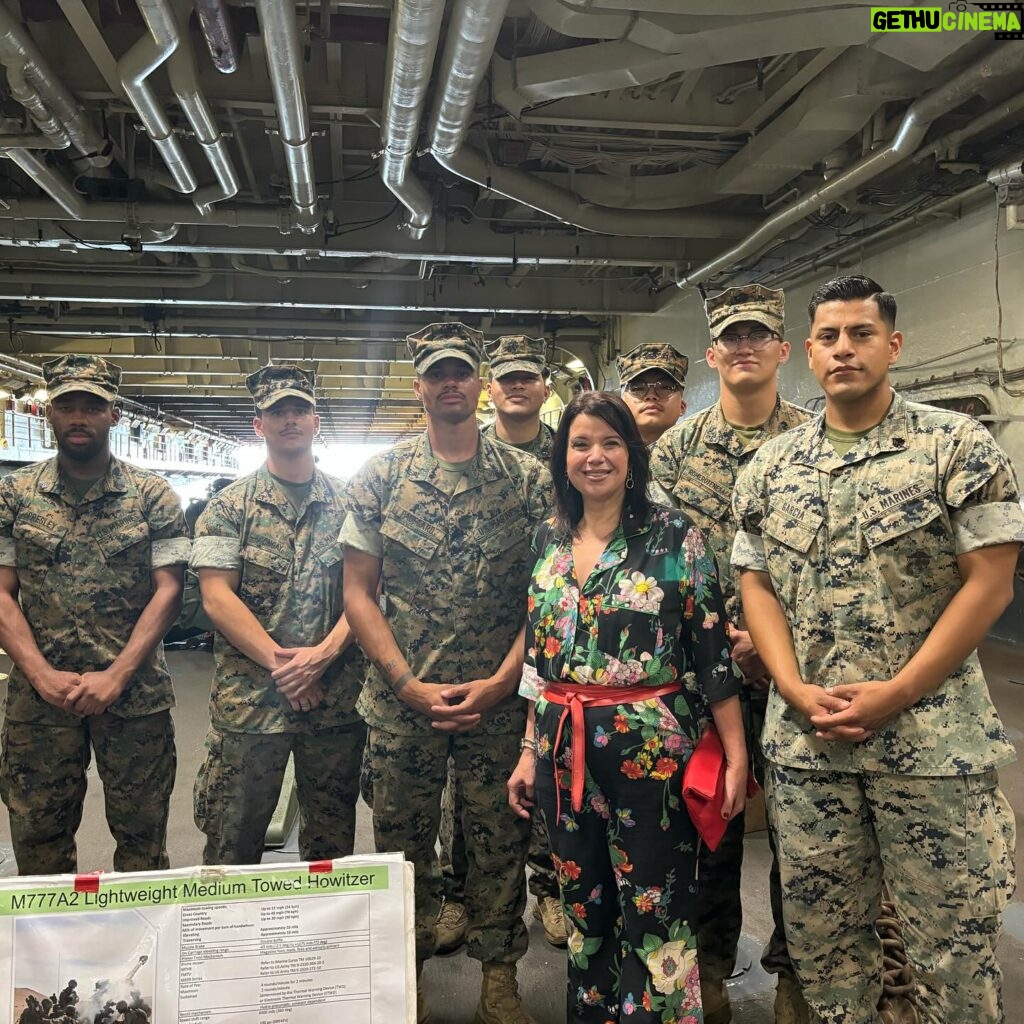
[0,274,1020,1024]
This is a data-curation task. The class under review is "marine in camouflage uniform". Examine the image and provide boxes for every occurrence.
[342,323,550,1024]
[191,365,366,865]
[0,355,188,874]
[441,333,562,952]
[616,343,688,449]
[732,276,1023,1024]
[480,334,556,460]
[650,285,810,1024]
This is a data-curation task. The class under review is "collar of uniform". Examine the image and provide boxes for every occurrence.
[408,431,512,491]
[793,389,907,470]
[38,454,129,500]
[705,397,784,457]
[253,462,325,518]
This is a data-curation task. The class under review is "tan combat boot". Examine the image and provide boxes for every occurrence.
[532,894,568,947]
[435,898,468,954]
[701,976,732,1024]
[473,962,536,1024]
[774,973,810,1024]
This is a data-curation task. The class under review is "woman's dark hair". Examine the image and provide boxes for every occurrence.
[807,275,897,329]
[549,391,650,537]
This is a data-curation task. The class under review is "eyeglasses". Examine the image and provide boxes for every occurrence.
[716,329,780,350]
[623,380,682,400]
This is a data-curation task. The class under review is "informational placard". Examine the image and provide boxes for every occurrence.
[0,853,414,1024]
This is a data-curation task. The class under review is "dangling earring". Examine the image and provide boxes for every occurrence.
[626,469,635,489]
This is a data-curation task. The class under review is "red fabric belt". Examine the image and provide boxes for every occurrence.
[543,681,681,818]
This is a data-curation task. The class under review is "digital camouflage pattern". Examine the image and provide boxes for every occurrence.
[767,763,1015,1023]
[487,334,549,379]
[480,420,556,462]
[0,456,190,726]
[406,321,484,373]
[0,711,175,873]
[704,283,785,340]
[365,727,530,964]
[193,721,366,864]
[732,391,1024,775]
[341,431,551,736]
[650,397,810,991]
[42,353,121,402]
[650,397,810,620]
[191,464,365,733]
[439,762,560,901]
[245,363,316,410]
[615,343,689,386]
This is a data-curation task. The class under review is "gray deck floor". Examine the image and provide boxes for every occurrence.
[1,641,1022,1022]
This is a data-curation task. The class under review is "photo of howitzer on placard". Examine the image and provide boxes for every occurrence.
[12,912,156,1023]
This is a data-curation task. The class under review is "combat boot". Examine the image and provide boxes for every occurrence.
[473,962,536,1024]
[532,894,568,947]
[774,973,810,1024]
[435,898,467,953]
[701,976,732,1024]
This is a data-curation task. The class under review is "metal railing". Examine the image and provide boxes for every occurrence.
[0,409,238,474]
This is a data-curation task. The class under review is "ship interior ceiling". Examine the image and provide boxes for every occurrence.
[0,1,1020,442]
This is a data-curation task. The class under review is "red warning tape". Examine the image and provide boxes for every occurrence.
[308,861,334,874]
[74,872,102,893]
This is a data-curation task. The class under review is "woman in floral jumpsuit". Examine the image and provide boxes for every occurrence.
[508,392,747,1024]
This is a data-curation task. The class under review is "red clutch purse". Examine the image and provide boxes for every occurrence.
[682,725,759,852]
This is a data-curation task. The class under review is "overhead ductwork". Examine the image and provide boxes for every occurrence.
[380,0,446,239]
[165,0,239,212]
[0,147,85,218]
[195,0,239,74]
[669,42,1024,294]
[118,0,197,195]
[426,0,763,237]
[255,0,320,234]
[0,6,109,167]
[498,6,871,112]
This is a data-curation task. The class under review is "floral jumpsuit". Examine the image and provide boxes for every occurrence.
[520,506,739,1023]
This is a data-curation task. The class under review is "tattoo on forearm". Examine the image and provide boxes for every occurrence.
[392,670,414,693]
[375,657,399,678]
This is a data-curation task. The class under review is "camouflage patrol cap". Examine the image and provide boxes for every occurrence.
[487,335,549,380]
[246,364,316,411]
[43,354,122,402]
[705,283,785,340]
[616,343,688,387]
[407,322,484,374]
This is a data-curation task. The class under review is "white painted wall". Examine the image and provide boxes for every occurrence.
[617,197,1024,473]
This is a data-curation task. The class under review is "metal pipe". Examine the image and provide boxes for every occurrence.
[3,62,70,150]
[379,0,445,239]
[0,149,86,218]
[166,0,240,212]
[0,197,301,229]
[254,0,320,233]
[117,0,198,194]
[0,6,110,166]
[194,0,239,74]
[426,0,758,238]
[672,42,1023,291]
[0,131,67,150]
[914,90,1024,164]
[0,268,213,288]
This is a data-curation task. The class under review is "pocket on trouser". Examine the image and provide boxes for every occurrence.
[193,729,224,834]
[965,772,1016,916]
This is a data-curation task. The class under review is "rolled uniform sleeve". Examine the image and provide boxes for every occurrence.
[339,471,383,557]
[682,523,741,704]
[0,476,15,567]
[191,495,242,570]
[730,457,769,572]
[143,476,190,568]
[944,426,1024,554]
